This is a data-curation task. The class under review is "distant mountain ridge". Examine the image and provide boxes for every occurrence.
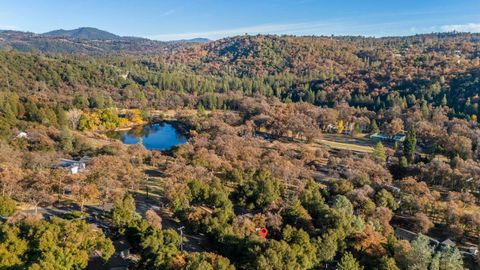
[4,26,476,58]
[43,27,121,40]
[0,27,211,54]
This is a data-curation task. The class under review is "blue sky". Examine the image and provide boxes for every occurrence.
[1,0,480,40]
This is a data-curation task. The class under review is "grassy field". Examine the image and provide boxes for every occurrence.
[150,109,211,120]
[259,128,376,154]
[134,168,165,201]
[315,133,375,153]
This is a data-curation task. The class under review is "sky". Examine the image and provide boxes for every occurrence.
[1,0,480,41]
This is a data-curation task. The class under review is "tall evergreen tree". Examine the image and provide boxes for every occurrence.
[370,119,379,133]
[430,245,464,270]
[337,252,364,270]
[373,141,387,164]
[404,129,417,162]
[112,193,138,230]
[404,234,434,270]
[441,94,448,106]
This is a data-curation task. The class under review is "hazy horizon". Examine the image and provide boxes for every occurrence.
[1,0,480,41]
[2,25,479,42]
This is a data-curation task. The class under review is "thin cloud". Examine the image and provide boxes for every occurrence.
[440,23,480,32]
[149,22,336,40]
[160,9,176,17]
[0,24,18,30]
[150,18,456,41]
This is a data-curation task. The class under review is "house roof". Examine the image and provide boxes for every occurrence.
[395,227,439,246]
[441,239,456,246]
[54,157,91,170]
[395,227,417,241]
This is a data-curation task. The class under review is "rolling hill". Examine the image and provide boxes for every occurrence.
[0,28,174,54]
[43,27,121,40]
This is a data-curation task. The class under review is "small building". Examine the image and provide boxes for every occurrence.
[460,246,478,258]
[371,132,406,143]
[120,71,129,80]
[392,134,406,142]
[16,132,28,139]
[54,156,91,174]
[441,239,456,247]
[468,246,478,256]
[395,227,417,242]
[382,184,401,194]
[370,133,389,141]
[395,227,439,247]
[466,246,478,256]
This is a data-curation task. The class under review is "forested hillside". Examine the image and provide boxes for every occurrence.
[1,33,480,269]
[0,28,178,54]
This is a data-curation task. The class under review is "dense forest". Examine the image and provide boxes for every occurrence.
[1,32,480,269]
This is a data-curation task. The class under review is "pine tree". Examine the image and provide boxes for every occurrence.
[337,252,363,270]
[399,156,408,169]
[60,128,74,152]
[404,129,417,162]
[370,119,379,133]
[377,256,400,270]
[373,141,387,164]
[441,94,448,106]
[0,196,16,217]
[0,118,11,139]
[404,234,433,270]
[112,193,138,230]
[55,106,68,128]
[430,246,464,270]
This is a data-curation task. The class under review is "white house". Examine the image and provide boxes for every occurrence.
[54,156,91,175]
[16,132,28,139]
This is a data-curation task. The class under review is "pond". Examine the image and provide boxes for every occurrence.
[107,122,188,151]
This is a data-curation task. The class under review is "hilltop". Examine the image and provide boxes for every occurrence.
[43,27,121,40]
[0,27,203,54]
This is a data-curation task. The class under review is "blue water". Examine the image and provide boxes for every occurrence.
[112,122,187,150]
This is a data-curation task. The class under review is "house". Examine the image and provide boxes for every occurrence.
[370,133,390,141]
[54,156,91,174]
[120,71,129,80]
[468,246,478,256]
[370,132,406,143]
[395,227,417,242]
[466,246,478,256]
[241,213,254,218]
[441,239,456,247]
[16,131,28,139]
[459,246,478,258]
[382,184,401,194]
[394,227,440,247]
[392,134,406,142]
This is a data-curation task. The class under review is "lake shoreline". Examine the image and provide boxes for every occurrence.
[106,121,189,151]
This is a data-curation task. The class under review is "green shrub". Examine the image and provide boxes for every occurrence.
[0,196,16,217]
